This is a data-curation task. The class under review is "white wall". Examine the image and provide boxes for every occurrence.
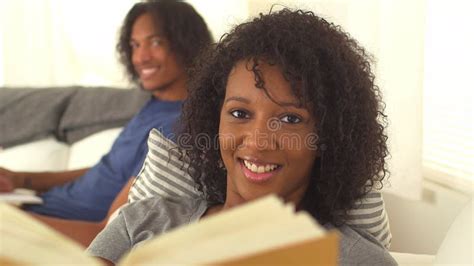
[0,0,137,88]
[188,0,249,41]
[375,0,425,199]
[0,22,3,87]
[0,0,5,86]
[0,0,250,88]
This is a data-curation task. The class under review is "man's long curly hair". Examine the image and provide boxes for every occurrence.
[179,8,389,225]
[117,0,213,84]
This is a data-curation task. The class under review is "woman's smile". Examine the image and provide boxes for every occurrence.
[239,158,282,183]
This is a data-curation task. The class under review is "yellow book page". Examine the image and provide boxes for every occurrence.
[0,203,102,265]
[120,195,327,265]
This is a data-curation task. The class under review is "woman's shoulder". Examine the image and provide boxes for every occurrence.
[120,195,207,227]
[329,224,397,265]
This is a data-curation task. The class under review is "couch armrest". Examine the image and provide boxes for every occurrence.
[434,198,473,265]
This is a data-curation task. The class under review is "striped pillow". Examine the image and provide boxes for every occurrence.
[346,191,392,249]
[128,128,200,202]
[129,128,392,248]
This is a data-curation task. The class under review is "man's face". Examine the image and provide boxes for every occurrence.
[130,13,186,100]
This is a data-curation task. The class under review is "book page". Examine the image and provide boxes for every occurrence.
[0,203,102,265]
[120,195,329,265]
[0,188,43,205]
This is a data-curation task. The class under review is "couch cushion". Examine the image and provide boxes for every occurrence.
[0,88,76,148]
[0,137,69,171]
[67,128,122,170]
[58,87,149,144]
[128,129,200,202]
[0,87,149,149]
[345,191,392,249]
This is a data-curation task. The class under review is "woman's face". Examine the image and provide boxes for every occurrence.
[219,60,319,208]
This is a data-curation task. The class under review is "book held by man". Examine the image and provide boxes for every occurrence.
[0,195,339,265]
[0,188,43,205]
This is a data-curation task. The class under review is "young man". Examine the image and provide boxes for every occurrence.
[0,0,212,222]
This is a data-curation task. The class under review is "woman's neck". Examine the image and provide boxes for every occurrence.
[202,204,224,218]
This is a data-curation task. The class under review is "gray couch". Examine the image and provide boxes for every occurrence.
[0,87,150,149]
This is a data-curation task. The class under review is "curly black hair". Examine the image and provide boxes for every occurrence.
[179,8,389,225]
[117,0,213,84]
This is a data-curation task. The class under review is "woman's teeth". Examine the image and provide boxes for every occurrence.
[243,160,278,173]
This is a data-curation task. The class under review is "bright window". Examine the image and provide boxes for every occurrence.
[422,0,474,193]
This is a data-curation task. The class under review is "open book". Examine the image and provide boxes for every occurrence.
[0,195,339,265]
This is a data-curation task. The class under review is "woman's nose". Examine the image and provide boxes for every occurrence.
[242,118,278,151]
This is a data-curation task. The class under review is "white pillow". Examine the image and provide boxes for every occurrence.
[67,127,122,170]
[0,137,69,171]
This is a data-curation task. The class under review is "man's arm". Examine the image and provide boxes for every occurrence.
[0,167,89,192]
[29,177,135,247]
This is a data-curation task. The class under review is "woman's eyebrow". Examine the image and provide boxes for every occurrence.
[224,96,250,104]
[224,96,303,109]
[279,102,302,108]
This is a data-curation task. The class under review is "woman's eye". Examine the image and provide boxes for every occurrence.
[230,110,249,119]
[281,114,302,124]
[151,38,162,47]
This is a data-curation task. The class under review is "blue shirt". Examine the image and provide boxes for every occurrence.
[25,98,182,221]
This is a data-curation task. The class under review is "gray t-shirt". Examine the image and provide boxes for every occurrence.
[87,196,396,265]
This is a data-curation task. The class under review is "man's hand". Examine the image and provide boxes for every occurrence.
[0,167,21,192]
[0,167,89,193]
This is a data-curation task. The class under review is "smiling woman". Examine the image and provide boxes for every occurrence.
[181,9,390,226]
[175,8,394,264]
